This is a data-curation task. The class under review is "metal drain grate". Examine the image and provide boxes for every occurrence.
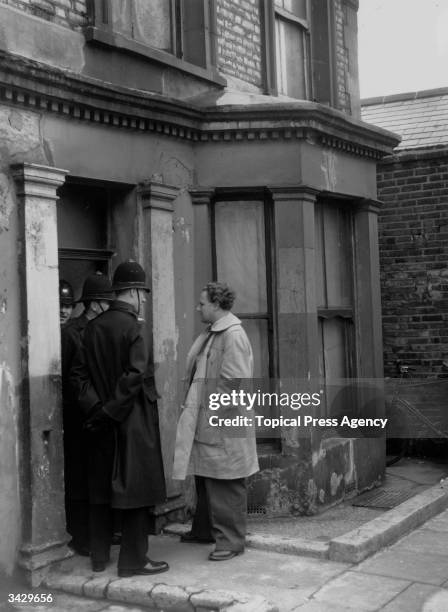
[352,488,416,509]
[247,504,267,516]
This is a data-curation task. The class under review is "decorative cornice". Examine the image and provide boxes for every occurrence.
[189,187,216,205]
[10,163,67,199]
[357,198,383,214]
[0,50,399,160]
[268,185,320,202]
[138,181,179,211]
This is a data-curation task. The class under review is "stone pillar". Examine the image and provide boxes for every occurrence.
[137,181,180,500]
[270,186,320,382]
[269,186,319,511]
[11,163,70,586]
[355,199,384,379]
[354,198,386,473]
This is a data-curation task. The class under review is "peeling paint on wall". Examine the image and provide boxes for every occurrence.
[320,149,337,192]
[0,363,20,575]
[330,472,343,497]
[173,216,191,244]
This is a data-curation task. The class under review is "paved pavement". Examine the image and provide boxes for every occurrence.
[3,459,448,611]
[7,509,448,612]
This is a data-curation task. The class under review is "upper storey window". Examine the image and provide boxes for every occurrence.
[274,0,310,99]
[109,0,173,53]
[263,0,338,106]
[87,0,224,84]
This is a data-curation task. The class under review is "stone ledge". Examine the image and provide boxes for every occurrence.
[328,482,448,563]
[43,569,278,612]
[164,522,329,560]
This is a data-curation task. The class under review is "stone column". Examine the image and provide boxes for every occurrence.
[355,198,384,379]
[353,198,386,480]
[137,181,180,501]
[269,186,319,511]
[11,163,70,585]
[269,186,320,382]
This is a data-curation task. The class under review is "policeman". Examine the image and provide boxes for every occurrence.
[72,261,168,576]
[59,279,74,326]
[61,272,115,556]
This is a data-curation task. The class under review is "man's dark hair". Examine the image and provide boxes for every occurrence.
[204,282,236,311]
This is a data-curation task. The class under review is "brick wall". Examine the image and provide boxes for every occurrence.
[377,153,448,378]
[216,0,263,88]
[0,0,87,30]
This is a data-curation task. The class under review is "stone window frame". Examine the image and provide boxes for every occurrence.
[85,0,226,86]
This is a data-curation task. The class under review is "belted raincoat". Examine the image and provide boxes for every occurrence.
[173,312,259,480]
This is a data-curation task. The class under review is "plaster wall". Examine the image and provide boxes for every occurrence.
[0,106,48,575]
[195,138,378,199]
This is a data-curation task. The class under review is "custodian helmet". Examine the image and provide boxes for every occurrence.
[112,260,150,292]
[59,280,75,306]
[77,272,115,303]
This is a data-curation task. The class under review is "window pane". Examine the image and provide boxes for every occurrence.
[241,319,270,379]
[132,0,172,51]
[275,17,307,98]
[110,0,172,51]
[283,0,307,20]
[215,202,267,313]
[321,318,348,380]
[323,207,352,307]
[110,0,133,38]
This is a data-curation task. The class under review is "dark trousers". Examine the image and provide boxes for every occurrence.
[191,476,247,552]
[66,499,89,550]
[89,505,149,570]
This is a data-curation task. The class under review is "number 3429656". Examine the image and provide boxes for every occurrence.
[8,593,54,603]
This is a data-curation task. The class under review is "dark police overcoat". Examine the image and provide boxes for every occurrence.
[61,314,90,500]
[72,300,166,509]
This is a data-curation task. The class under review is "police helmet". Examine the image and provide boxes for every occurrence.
[59,280,75,306]
[112,260,150,292]
[77,272,115,303]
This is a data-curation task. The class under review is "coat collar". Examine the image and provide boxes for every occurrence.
[109,300,139,317]
[209,311,241,333]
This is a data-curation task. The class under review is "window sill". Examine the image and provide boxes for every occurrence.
[85,26,226,88]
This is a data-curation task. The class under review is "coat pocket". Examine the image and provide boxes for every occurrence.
[194,404,224,446]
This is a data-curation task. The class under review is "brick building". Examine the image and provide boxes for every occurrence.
[362,90,448,377]
[0,0,396,583]
[362,88,448,442]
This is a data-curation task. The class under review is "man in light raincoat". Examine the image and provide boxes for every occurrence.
[173,282,259,561]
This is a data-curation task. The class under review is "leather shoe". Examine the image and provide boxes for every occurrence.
[91,561,106,572]
[208,550,243,561]
[180,531,214,544]
[118,559,169,577]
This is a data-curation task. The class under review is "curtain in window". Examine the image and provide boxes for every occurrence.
[109,0,172,51]
[275,18,307,98]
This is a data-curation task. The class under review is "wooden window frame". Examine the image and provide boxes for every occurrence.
[316,201,357,381]
[86,0,225,86]
[261,0,312,98]
[262,0,337,105]
[211,188,280,451]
